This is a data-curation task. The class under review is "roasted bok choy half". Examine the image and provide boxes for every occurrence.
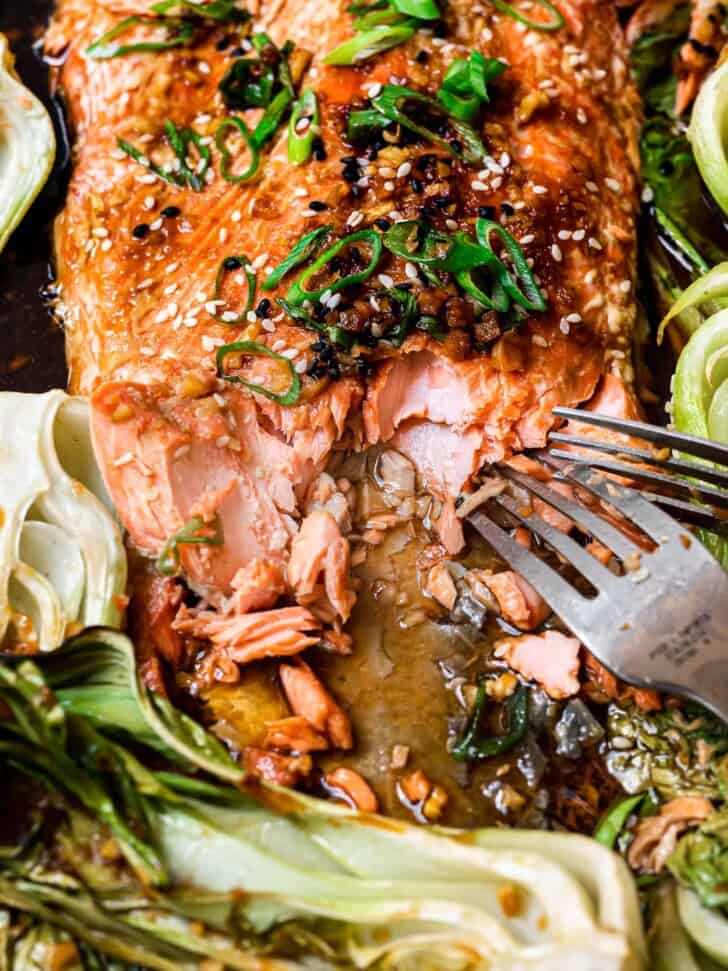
[0,629,646,971]
[0,32,55,254]
[0,391,127,651]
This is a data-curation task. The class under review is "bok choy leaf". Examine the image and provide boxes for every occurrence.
[0,392,127,652]
[0,34,55,255]
[0,639,646,970]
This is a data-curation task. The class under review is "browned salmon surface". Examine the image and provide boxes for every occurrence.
[47,0,643,819]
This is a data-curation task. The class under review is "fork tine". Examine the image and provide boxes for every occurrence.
[548,431,728,491]
[467,511,593,634]
[494,493,617,589]
[645,493,728,536]
[552,407,728,468]
[498,465,642,561]
[548,448,728,512]
[552,463,686,542]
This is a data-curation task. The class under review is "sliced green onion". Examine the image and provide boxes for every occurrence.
[347,109,391,142]
[383,219,452,265]
[150,0,249,21]
[456,263,509,311]
[207,256,256,324]
[286,229,383,306]
[216,340,302,405]
[452,684,529,761]
[288,90,319,165]
[118,120,210,191]
[324,23,417,65]
[476,217,547,312]
[347,0,389,12]
[215,117,259,183]
[85,15,194,59]
[655,206,710,276]
[437,52,506,123]
[253,87,295,148]
[262,225,333,291]
[219,33,294,119]
[276,296,324,329]
[157,516,224,576]
[370,84,488,164]
[489,0,564,31]
[379,288,418,346]
[392,0,440,17]
[593,794,646,850]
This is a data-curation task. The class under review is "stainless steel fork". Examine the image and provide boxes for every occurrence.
[465,410,728,722]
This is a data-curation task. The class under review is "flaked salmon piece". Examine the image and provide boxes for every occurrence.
[90,378,360,593]
[262,716,329,753]
[174,604,320,664]
[495,631,581,699]
[435,499,465,557]
[279,659,353,750]
[325,767,378,813]
[229,558,287,615]
[582,649,662,711]
[243,746,313,787]
[485,571,551,631]
[627,795,713,873]
[424,562,458,611]
[287,511,356,623]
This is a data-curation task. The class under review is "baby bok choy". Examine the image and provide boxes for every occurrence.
[0,391,127,651]
[0,33,55,254]
[0,628,647,971]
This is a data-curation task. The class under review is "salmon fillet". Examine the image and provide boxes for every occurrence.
[46,1,641,592]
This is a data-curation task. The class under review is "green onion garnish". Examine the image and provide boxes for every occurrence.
[216,340,302,405]
[157,515,224,576]
[150,0,249,21]
[219,33,294,109]
[452,683,529,761]
[288,90,319,165]
[349,84,488,165]
[215,117,259,182]
[392,0,440,17]
[118,120,210,190]
[379,287,418,347]
[285,229,383,306]
[593,794,646,850]
[475,218,547,312]
[488,0,564,31]
[85,15,194,59]
[262,225,333,291]
[324,22,418,65]
[437,51,506,123]
[207,255,256,323]
[253,87,295,148]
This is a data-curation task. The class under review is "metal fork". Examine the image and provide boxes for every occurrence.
[465,410,728,722]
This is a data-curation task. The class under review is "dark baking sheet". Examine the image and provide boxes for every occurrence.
[0,1,67,393]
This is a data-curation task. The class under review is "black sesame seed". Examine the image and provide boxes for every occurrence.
[433,197,451,209]
[395,282,413,291]
[419,205,437,220]
[374,217,391,231]
[230,46,245,56]
[309,200,328,211]
[255,298,271,318]
[216,35,232,50]
[311,341,326,352]
[659,160,674,176]
[161,205,181,219]
[312,136,327,161]
[478,205,496,220]
[411,177,423,193]
[340,155,358,164]
[501,202,514,216]
[350,185,363,199]
[433,20,447,37]
[223,256,243,271]
[415,49,429,63]
[342,166,359,183]
[132,223,150,239]
[449,139,463,153]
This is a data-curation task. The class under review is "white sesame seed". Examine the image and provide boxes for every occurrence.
[301,209,316,218]
[271,339,286,352]
[166,262,179,274]
[252,254,269,270]
[519,234,535,245]
[584,269,597,284]
[383,180,395,192]
[347,210,364,228]
[405,262,418,280]
[261,318,275,332]
[397,161,412,178]
[551,243,563,262]
[221,311,239,322]
[112,452,134,468]
[566,312,582,323]
[499,152,511,168]
[533,184,548,195]
[92,227,109,238]
[559,318,570,334]
[576,107,587,125]
[216,435,231,448]
[154,308,169,323]
[482,26,493,40]
[163,283,178,295]
[205,300,222,314]
[378,273,394,288]
[328,293,342,310]
[532,334,548,347]
[231,210,242,222]
[605,178,621,192]
[138,173,157,185]
[592,68,607,81]
[140,346,155,356]
[588,237,603,250]
[367,81,382,97]
[641,185,655,203]
[379,166,396,178]
[149,218,163,231]
[101,239,112,251]
[491,176,503,190]
[294,358,308,374]
[618,280,631,293]
[472,180,488,191]
[294,187,308,197]
[219,228,228,243]
[572,229,586,241]
[558,230,572,240]
[197,61,211,74]
[280,348,298,360]
[585,181,598,193]
[195,113,212,124]
[143,195,156,210]
[137,278,154,289]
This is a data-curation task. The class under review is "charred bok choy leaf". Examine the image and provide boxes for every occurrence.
[0,34,55,255]
[0,392,126,653]
[0,642,647,970]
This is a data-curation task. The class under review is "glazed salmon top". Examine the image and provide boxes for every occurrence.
[47,0,641,590]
